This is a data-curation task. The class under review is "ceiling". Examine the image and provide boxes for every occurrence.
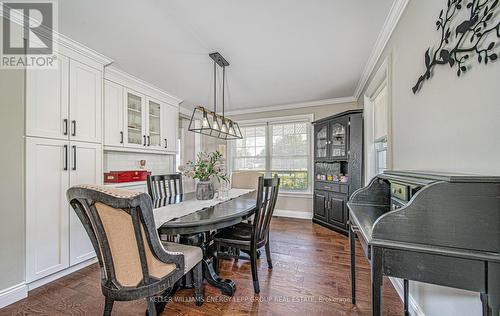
[59,0,395,111]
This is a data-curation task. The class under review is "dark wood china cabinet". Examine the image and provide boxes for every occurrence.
[312,109,363,235]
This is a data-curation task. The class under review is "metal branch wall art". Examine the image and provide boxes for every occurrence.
[412,0,500,94]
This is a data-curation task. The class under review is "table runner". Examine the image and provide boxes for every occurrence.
[153,188,254,228]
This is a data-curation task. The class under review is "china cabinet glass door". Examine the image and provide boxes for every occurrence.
[126,92,144,146]
[329,119,347,159]
[315,123,328,158]
[147,100,162,148]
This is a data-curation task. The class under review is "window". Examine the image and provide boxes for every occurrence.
[375,137,387,175]
[230,117,311,192]
[232,125,266,171]
[364,55,391,182]
[270,122,309,191]
[373,84,388,175]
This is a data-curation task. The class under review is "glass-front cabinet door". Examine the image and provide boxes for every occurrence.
[315,123,328,158]
[125,90,145,147]
[329,118,348,159]
[147,99,162,149]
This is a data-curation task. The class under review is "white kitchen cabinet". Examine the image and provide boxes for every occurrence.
[124,89,146,148]
[26,137,70,282]
[161,103,178,153]
[26,138,103,281]
[146,98,163,150]
[69,60,103,143]
[69,141,102,265]
[104,80,124,147]
[26,54,69,140]
[24,39,111,288]
[26,55,103,144]
[104,67,181,154]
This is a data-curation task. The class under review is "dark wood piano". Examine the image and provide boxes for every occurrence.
[347,170,500,316]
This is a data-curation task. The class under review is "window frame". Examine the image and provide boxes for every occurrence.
[363,54,393,182]
[229,114,314,196]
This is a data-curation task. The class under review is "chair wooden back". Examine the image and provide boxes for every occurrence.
[252,176,280,247]
[66,185,184,293]
[147,174,183,200]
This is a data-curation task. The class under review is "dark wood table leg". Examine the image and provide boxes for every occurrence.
[179,232,236,296]
[203,257,236,296]
[371,246,383,316]
[349,224,356,305]
[404,279,410,316]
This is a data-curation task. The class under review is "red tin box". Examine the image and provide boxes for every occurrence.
[104,170,151,183]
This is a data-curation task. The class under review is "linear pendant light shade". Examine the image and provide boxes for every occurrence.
[188,52,243,140]
[188,106,243,140]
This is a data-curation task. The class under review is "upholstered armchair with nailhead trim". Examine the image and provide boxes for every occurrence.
[67,185,204,316]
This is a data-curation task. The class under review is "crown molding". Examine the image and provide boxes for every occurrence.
[353,0,410,100]
[219,96,357,116]
[56,33,113,66]
[105,66,183,105]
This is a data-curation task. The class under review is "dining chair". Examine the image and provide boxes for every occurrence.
[147,174,183,200]
[66,184,204,316]
[231,171,262,226]
[213,176,280,293]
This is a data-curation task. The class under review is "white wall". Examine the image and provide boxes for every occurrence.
[0,67,26,302]
[360,0,500,315]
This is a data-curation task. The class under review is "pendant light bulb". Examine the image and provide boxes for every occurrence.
[228,121,235,136]
[221,119,228,133]
[212,114,220,130]
[202,111,210,128]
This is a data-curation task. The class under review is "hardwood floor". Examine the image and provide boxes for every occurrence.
[0,218,402,315]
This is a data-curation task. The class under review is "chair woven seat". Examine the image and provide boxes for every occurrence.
[161,241,202,273]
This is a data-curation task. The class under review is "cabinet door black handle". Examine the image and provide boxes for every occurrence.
[63,119,68,135]
[143,135,146,146]
[147,135,150,146]
[63,145,68,171]
[72,145,77,170]
[164,138,167,149]
[120,131,124,144]
[71,120,76,136]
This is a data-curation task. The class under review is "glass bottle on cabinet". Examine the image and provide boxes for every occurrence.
[127,92,144,146]
[147,100,161,148]
[315,123,328,158]
[329,119,347,158]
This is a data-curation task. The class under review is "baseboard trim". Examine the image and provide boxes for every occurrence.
[27,257,98,291]
[0,283,28,309]
[389,277,426,316]
[273,209,313,220]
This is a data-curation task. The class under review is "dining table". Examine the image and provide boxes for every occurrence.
[152,189,257,297]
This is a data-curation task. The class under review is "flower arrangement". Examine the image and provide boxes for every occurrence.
[178,151,228,183]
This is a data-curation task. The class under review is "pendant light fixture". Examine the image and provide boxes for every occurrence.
[188,52,243,140]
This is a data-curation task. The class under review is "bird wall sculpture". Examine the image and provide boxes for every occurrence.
[412,0,499,94]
